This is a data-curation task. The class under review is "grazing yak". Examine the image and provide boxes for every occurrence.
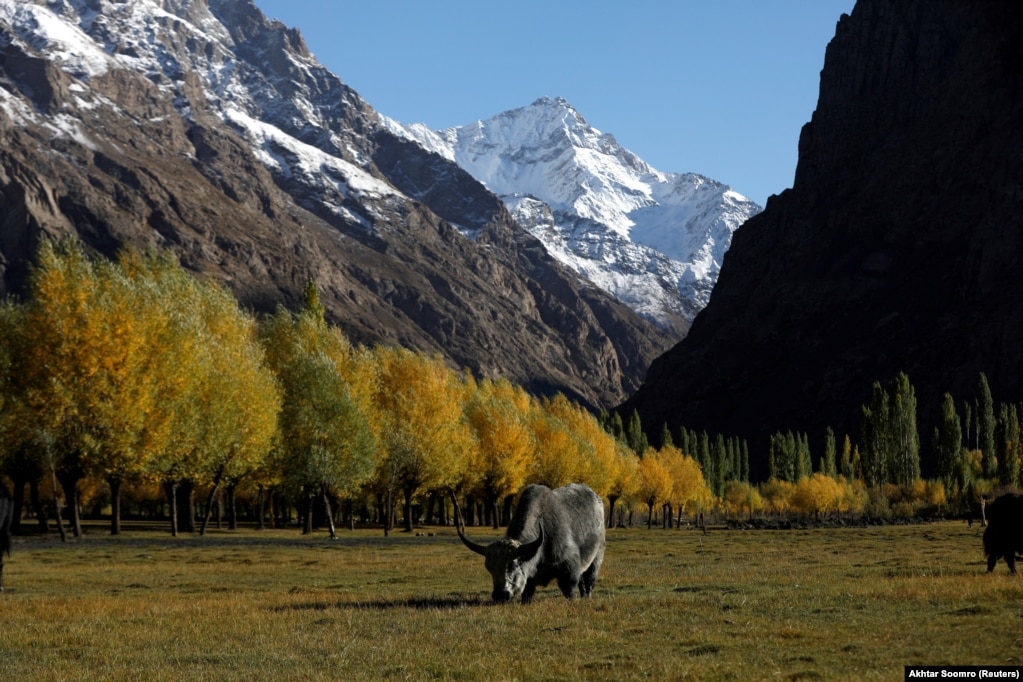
[0,483,11,591]
[984,492,1023,574]
[454,483,605,604]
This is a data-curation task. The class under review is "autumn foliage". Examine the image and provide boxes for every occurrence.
[0,241,1001,534]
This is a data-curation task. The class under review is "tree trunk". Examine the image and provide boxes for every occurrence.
[647,501,654,529]
[606,495,619,528]
[463,494,475,527]
[164,480,179,537]
[107,476,122,535]
[402,487,413,532]
[57,470,82,538]
[302,491,314,535]
[199,479,221,536]
[10,477,25,532]
[322,485,337,539]
[176,480,195,534]
[503,495,515,527]
[49,466,67,542]
[227,484,238,530]
[30,479,48,532]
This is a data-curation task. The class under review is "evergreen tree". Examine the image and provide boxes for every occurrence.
[796,432,812,481]
[822,427,837,477]
[839,434,854,480]
[698,432,712,485]
[935,393,962,496]
[977,373,997,477]
[713,434,727,496]
[889,372,920,485]
[962,401,974,451]
[740,440,750,482]
[659,423,674,449]
[625,410,648,457]
[997,403,1021,487]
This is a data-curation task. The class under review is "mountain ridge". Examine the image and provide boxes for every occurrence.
[387,96,761,335]
[0,0,673,409]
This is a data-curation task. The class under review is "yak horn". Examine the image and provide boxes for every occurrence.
[517,525,544,561]
[449,490,487,556]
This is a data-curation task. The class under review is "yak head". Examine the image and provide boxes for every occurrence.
[456,524,544,603]
[449,492,545,603]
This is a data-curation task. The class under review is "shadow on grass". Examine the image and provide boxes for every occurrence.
[273,594,490,612]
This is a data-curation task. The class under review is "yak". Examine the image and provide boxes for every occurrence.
[0,483,11,591]
[454,483,605,604]
[983,492,1023,574]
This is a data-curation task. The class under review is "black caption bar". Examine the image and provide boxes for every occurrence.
[906,667,1022,680]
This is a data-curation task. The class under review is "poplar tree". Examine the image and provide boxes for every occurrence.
[977,373,997,478]
[822,427,837,477]
[935,393,963,497]
[889,372,920,485]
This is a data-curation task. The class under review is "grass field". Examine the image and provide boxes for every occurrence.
[0,520,1020,681]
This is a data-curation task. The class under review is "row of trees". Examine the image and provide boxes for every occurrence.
[760,371,1022,515]
[2,242,1017,536]
[0,241,716,537]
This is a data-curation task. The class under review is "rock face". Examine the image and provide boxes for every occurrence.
[623,0,1023,478]
[0,0,673,409]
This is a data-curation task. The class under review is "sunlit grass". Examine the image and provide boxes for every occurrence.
[0,521,1020,680]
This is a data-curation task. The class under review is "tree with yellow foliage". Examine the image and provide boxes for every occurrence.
[260,299,377,537]
[658,444,713,528]
[722,481,763,521]
[528,395,585,490]
[464,377,535,527]
[605,442,639,528]
[760,478,796,516]
[636,453,673,529]
[191,284,281,536]
[791,473,845,520]
[17,241,171,536]
[370,346,475,533]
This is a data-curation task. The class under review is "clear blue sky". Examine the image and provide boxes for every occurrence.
[253,1,856,207]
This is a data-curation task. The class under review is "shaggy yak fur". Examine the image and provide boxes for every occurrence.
[983,492,1023,574]
[455,483,605,603]
[0,483,12,591]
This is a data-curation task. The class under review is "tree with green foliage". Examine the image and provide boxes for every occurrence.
[889,372,920,486]
[996,403,1020,488]
[260,302,378,537]
[822,427,837,477]
[860,381,891,487]
[625,410,648,457]
[977,373,997,478]
[935,393,963,499]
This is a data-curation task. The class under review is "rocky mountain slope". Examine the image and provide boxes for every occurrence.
[0,0,674,409]
[623,0,1023,478]
[389,97,761,336]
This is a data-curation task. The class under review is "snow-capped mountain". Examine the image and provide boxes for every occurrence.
[0,0,674,408]
[388,97,762,333]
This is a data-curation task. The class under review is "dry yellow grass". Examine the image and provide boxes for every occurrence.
[0,521,1019,680]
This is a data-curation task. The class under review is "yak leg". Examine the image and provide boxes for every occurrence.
[579,562,600,598]
[557,575,578,600]
[0,554,4,592]
[521,579,537,604]
[988,553,999,572]
[1006,553,1018,575]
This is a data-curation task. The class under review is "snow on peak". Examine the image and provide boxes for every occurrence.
[393,99,762,331]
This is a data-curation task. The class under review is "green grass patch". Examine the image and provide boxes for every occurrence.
[0,521,1020,680]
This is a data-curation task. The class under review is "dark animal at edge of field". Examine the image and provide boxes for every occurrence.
[0,483,12,591]
[453,483,605,604]
[983,492,1023,574]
